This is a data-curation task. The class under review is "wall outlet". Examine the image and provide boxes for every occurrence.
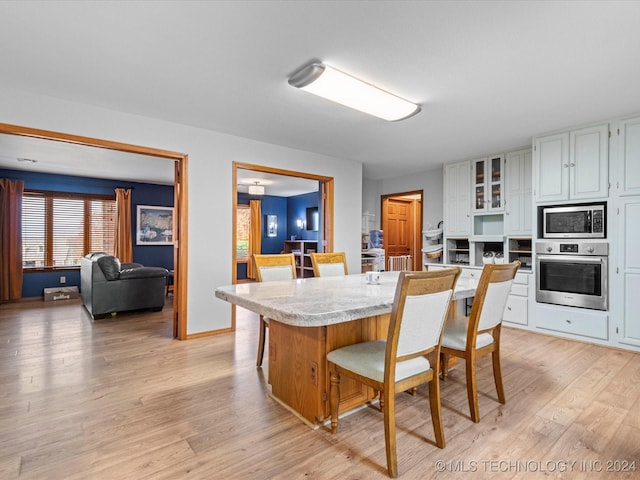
[60,276,66,284]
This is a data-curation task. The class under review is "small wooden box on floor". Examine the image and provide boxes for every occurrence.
[44,286,79,301]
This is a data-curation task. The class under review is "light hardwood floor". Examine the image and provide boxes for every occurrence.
[1,298,639,479]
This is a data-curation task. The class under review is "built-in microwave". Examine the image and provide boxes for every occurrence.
[542,203,606,239]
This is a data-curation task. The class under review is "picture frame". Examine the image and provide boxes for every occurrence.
[266,214,277,237]
[136,205,174,245]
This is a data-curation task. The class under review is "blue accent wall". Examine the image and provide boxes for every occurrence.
[0,168,174,298]
[237,193,288,280]
[235,192,319,280]
[287,192,321,242]
[238,193,289,254]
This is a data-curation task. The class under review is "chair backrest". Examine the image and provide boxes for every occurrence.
[385,267,461,369]
[469,261,521,335]
[310,252,348,277]
[253,254,297,282]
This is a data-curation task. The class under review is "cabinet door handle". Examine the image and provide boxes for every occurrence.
[563,163,569,168]
[565,319,572,324]
[570,162,575,167]
[507,306,512,311]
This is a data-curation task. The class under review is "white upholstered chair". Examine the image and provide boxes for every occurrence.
[310,252,348,277]
[327,267,461,478]
[252,253,297,367]
[440,261,520,423]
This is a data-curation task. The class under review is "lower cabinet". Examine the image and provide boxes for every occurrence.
[503,272,530,326]
[504,295,528,326]
[535,303,609,341]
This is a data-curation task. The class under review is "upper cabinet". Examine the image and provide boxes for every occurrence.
[616,116,640,196]
[443,160,471,236]
[472,155,504,212]
[534,123,609,202]
[505,148,532,235]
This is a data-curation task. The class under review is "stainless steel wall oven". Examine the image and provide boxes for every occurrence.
[536,240,608,311]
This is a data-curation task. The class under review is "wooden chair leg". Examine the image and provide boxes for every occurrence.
[492,348,506,404]
[330,371,340,434]
[465,353,480,423]
[428,378,445,449]
[256,315,267,367]
[382,388,398,478]
[440,353,450,380]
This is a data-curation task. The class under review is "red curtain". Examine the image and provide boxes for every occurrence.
[0,179,24,302]
[114,188,133,262]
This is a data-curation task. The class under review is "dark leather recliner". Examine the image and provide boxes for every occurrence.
[81,253,168,319]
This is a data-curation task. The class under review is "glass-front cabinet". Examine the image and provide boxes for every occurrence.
[473,155,504,212]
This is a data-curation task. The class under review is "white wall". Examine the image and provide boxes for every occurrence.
[0,87,363,334]
[362,166,444,231]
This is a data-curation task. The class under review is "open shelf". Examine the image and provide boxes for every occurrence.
[446,238,470,265]
[283,240,318,277]
[508,237,532,270]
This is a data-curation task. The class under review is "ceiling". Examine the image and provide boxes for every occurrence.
[1,1,640,184]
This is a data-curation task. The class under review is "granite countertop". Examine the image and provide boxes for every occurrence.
[215,271,477,327]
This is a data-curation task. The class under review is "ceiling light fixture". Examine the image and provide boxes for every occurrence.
[288,63,421,121]
[248,181,265,195]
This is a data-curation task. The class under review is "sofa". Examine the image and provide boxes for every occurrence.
[81,253,169,319]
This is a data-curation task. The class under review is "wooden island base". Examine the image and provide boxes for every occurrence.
[268,314,390,427]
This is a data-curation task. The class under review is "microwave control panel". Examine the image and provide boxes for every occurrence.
[592,210,603,233]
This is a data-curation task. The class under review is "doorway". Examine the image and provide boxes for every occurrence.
[232,162,334,284]
[231,162,334,329]
[0,122,189,339]
[381,191,423,271]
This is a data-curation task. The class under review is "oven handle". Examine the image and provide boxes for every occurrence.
[537,255,606,264]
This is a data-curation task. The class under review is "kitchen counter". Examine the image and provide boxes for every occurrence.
[215,271,477,328]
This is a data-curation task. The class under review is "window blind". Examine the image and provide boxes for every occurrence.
[22,191,116,269]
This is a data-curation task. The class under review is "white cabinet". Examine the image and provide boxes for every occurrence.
[444,160,471,236]
[472,155,504,212]
[618,197,640,347]
[534,123,609,202]
[534,132,568,202]
[535,303,609,341]
[505,148,532,235]
[503,272,530,326]
[616,116,640,196]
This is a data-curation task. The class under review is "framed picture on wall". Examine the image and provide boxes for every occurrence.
[136,205,174,245]
[266,214,277,237]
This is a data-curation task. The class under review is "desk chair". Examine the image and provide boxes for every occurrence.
[440,261,520,423]
[252,254,297,367]
[327,267,461,478]
[310,252,348,277]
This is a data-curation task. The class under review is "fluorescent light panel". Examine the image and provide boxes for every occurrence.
[289,63,420,121]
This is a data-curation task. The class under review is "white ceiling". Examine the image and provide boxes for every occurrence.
[1,1,640,184]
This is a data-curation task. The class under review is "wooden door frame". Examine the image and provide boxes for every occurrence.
[232,162,334,330]
[0,122,189,340]
[380,190,423,271]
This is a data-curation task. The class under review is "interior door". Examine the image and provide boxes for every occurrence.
[383,198,413,262]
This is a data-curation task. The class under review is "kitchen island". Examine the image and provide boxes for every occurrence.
[215,271,476,427]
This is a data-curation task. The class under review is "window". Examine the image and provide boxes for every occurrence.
[236,205,250,261]
[22,190,116,270]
